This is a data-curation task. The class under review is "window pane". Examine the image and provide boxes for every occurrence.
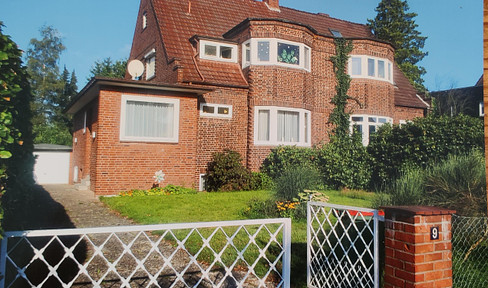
[388,62,391,81]
[368,58,375,76]
[277,111,299,142]
[202,105,214,114]
[220,46,233,59]
[368,117,376,123]
[352,57,362,75]
[258,110,270,141]
[369,125,376,137]
[218,107,229,115]
[204,44,217,56]
[352,116,363,122]
[304,112,309,143]
[146,56,155,79]
[125,101,174,138]
[258,41,270,61]
[378,60,385,78]
[304,47,310,70]
[245,43,251,62]
[277,43,299,65]
[378,118,387,123]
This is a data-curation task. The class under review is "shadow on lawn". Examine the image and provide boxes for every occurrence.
[2,185,87,287]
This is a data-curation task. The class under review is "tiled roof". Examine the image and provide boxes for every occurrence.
[393,64,427,108]
[152,0,426,109]
[152,0,374,85]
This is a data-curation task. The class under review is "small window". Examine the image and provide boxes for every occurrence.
[146,56,155,80]
[142,12,147,29]
[330,29,343,38]
[258,41,270,62]
[368,58,375,77]
[83,111,87,134]
[120,95,179,143]
[480,101,484,117]
[200,40,237,62]
[350,114,392,145]
[277,42,299,65]
[200,103,232,118]
[352,57,362,75]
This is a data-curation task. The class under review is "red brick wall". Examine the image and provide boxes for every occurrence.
[196,88,249,175]
[82,87,199,195]
[394,106,425,124]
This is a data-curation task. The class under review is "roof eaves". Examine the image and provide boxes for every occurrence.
[65,77,214,115]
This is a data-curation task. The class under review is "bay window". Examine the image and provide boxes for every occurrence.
[255,106,311,146]
[242,38,311,71]
[349,55,393,83]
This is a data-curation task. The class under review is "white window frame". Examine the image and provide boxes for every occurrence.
[254,106,311,147]
[120,95,180,143]
[145,49,156,80]
[480,101,484,117]
[199,40,238,63]
[349,55,394,84]
[142,11,147,29]
[350,114,392,146]
[83,111,87,134]
[242,38,311,71]
[200,103,233,119]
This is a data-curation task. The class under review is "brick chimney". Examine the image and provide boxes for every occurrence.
[263,0,280,11]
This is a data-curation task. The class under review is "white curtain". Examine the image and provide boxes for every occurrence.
[258,110,270,141]
[125,101,174,138]
[277,111,299,142]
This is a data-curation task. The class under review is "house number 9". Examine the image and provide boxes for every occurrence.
[431,227,439,240]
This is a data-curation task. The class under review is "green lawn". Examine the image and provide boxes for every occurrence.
[101,189,374,287]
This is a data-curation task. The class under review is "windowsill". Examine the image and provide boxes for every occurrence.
[120,138,179,144]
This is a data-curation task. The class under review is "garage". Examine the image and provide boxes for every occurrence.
[33,144,72,184]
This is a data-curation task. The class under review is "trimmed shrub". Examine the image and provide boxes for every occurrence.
[261,146,318,180]
[275,165,321,201]
[317,134,371,190]
[250,172,274,191]
[205,150,251,192]
[368,114,483,188]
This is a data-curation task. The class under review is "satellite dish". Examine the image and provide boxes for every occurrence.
[127,60,144,80]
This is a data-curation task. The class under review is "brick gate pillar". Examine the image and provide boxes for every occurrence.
[382,206,455,288]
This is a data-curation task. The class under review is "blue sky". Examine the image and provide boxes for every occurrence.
[0,0,482,91]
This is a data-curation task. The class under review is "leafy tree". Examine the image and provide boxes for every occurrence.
[368,0,428,92]
[88,57,127,80]
[26,25,75,145]
[0,22,35,231]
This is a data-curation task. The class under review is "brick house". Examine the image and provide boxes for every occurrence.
[67,0,428,195]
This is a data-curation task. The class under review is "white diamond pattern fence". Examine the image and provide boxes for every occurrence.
[0,219,291,288]
[307,202,382,288]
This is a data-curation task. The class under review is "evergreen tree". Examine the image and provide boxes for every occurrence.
[88,57,127,80]
[368,0,428,92]
[26,25,74,145]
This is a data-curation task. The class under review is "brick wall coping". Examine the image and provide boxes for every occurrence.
[381,206,456,217]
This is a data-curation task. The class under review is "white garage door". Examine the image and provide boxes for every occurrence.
[34,151,70,184]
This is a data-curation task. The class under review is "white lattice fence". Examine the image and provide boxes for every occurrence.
[0,219,291,287]
[307,202,383,288]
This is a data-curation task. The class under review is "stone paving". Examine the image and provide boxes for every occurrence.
[41,184,134,228]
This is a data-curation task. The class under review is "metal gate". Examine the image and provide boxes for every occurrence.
[307,202,383,288]
[0,219,291,287]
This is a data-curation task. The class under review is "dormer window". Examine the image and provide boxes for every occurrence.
[199,40,237,62]
[242,38,311,71]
